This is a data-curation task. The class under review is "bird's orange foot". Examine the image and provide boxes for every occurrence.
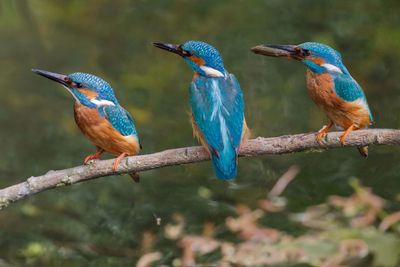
[112,152,128,172]
[316,121,333,142]
[83,149,105,165]
[339,125,356,145]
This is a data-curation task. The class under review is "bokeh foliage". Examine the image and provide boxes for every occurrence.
[0,0,399,266]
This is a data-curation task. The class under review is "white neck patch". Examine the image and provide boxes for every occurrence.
[200,66,224,78]
[321,63,343,74]
[90,98,116,107]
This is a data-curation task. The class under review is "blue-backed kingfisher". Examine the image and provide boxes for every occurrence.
[153,41,250,179]
[32,69,141,179]
[251,42,373,156]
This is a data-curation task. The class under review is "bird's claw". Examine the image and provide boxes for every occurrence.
[316,122,333,143]
[112,153,128,172]
[316,131,327,142]
[83,148,104,165]
[83,154,100,165]
[339,134,347,145]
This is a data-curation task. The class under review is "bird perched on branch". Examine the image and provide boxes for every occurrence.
[32,69,141,180]
[153,41,249,179]
[251,42,373,156]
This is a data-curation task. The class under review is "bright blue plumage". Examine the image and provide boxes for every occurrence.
[101,105,139,137]
[190,73,244,179]
[154,40,247,179]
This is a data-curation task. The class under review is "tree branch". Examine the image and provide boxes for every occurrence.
[1,129,399,209]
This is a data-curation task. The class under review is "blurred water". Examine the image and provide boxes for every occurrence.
[0,0,399,266]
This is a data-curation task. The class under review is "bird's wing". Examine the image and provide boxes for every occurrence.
[190,73,244,154]
[99,105,139,137]
[333,74,373,121]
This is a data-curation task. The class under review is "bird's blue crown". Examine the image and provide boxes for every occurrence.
[298,42,348,74]
[182,41,226,76]
[68,72,118,103]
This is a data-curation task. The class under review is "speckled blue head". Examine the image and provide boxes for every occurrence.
[298,42,348,74]
[153,41,226,77]
[32,69,118,108]
[182,41,225,76]
[68,72,118,103]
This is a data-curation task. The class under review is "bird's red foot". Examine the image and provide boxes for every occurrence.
[340,124,356,145]
[112,152,128,172]
[83,148,105,165]
[316,121,333,142]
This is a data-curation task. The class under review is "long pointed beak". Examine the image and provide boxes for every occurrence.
[153,42,188,57]
[251,44,309,60]
[32,69,70,87]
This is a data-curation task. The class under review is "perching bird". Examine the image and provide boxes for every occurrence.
[32,69,141,179]
[153,41,250,179]
[251,42,373,156]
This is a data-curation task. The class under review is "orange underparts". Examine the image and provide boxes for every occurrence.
[306,71,371,145]
[74,103,140,172]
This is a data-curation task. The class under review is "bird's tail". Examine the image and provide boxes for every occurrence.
[128,172,140,182]
[211,146,238,180]
[357,146,368,158]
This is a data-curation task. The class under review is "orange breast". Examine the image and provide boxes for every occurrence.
[306,70,371,129]
[74,103,140,156]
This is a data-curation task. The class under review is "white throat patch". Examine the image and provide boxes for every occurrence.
[200,66,224,78]
[321,63,343,74]
[90,98,116,107]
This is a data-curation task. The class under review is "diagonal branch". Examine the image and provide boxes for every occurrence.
[1,129,399,210]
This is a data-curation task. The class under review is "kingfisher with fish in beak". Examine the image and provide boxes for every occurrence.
[252,42,373,156]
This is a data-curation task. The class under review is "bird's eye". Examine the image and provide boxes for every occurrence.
[297,47,311,57]
[182,50,192,57]
[178,45,192,57]
[75,82,83,88]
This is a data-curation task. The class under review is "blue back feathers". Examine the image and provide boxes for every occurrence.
[190,73,244,180]
[180,41,244,179]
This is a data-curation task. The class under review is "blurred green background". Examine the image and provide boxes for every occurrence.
[0,0,399,266]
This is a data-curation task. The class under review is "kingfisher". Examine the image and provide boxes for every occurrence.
[251,42,373,156]
[153,41,250,179]
[32,69,141,179]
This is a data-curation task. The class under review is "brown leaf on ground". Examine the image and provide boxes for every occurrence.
[136,252,162,267]
[180,235,219,267]
[379,211,400,231]
[226,207,281,242]
[164,213,185,240]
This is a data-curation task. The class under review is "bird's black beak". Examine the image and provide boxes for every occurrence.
[32,69,71,87]
[251,44,310,60]
[153,42,191,58]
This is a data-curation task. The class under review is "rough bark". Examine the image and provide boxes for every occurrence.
[1,129,399,209]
